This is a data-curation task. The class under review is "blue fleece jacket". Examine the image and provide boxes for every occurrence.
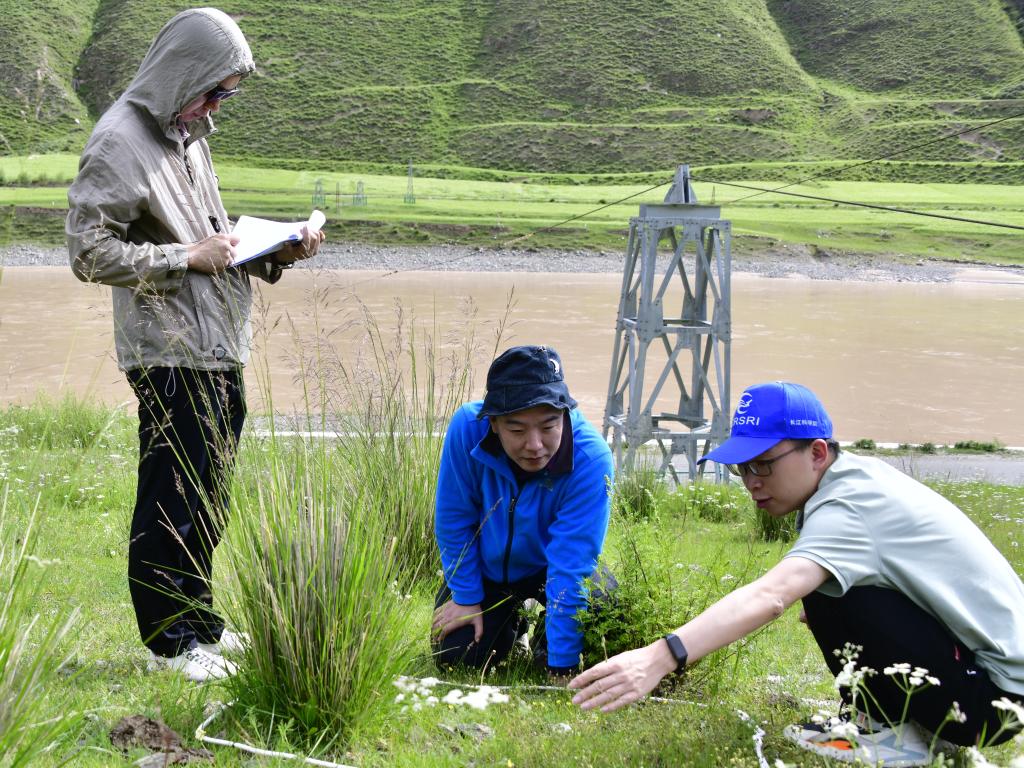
[434,401,613,668]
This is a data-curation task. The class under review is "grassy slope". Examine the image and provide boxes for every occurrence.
[0,0,98,154]
[3,0,1024,178]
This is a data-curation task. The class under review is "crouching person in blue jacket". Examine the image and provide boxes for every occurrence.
[432,345,615,679]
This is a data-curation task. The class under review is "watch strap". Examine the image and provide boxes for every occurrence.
[663,633,688,672]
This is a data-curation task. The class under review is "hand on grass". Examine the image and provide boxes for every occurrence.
[569,643,675,712]
[431,600,483,643]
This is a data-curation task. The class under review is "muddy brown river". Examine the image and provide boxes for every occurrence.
[1,267,1021,445]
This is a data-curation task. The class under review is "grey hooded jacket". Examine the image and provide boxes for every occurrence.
[67,8,275,372]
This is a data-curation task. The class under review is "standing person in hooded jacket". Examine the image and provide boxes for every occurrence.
[66,7,324,682]
[432,345,615,678]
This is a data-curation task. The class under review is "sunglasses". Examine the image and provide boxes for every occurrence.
[205,85,240,103]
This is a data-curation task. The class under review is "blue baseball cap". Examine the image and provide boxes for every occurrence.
[699,381,833,465]
[478,345,578,419]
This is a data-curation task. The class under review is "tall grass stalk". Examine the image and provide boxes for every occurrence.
[0,490,79,767]
[323,297,487,586]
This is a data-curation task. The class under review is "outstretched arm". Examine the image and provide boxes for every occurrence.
[569,555,829,712]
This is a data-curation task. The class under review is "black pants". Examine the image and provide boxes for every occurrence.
[126,367,246,657]
[804,586,1022,746]
[433,568,616,673]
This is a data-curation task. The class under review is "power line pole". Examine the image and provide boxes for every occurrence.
[404,160,416,204]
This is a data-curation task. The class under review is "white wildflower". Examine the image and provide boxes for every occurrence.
[884,662,912,676]
[993,697,1024,727]
[442,689,464,705]
[949,701,967,724]
[393,676,417,693]
[965,746,998,767]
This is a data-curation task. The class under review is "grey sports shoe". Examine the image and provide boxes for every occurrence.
[784,715,948,767]
[148,647,237,682]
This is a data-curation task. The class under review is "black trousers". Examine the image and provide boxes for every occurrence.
[433,568,616,673]
[804,585,1022,746]
[126,367,246,657]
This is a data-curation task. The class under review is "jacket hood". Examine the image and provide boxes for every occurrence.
[122,7,255,143]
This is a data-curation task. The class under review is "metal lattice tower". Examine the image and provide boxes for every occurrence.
[603,165,732,483]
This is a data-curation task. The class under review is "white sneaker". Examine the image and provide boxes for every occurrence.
[197,629,250,656]
[148,647,238,682]
[785,716,947,767]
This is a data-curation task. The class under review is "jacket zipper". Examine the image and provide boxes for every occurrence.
[502,493,519,584]
[182,147,195,186]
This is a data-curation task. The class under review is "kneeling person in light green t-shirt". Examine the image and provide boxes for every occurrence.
[570,381,1024,767]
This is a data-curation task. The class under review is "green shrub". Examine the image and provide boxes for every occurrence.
[920,442,937,454]
[953,439,1003,453]
[222,439,418,752]
[667,481,751,524]
[851,438,877,450]
[612,465,667,521]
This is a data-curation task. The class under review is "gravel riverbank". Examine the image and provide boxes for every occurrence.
[5,242,1024,283]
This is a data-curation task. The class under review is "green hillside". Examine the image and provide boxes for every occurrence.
[0,0,97,153]
[2,0,1024,178]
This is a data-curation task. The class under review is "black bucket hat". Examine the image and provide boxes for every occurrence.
[477,345,578,419]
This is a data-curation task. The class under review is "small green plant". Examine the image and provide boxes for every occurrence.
[579,515,737,666]
[852,438,877,450]
[920,442,937,454]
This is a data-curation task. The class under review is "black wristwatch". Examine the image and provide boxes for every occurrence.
[663,633,688,672]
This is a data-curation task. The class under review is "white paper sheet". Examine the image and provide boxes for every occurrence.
[230,210,326,266]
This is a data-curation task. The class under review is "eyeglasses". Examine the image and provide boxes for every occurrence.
[205,86,240,104]
[727,445,803,478]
